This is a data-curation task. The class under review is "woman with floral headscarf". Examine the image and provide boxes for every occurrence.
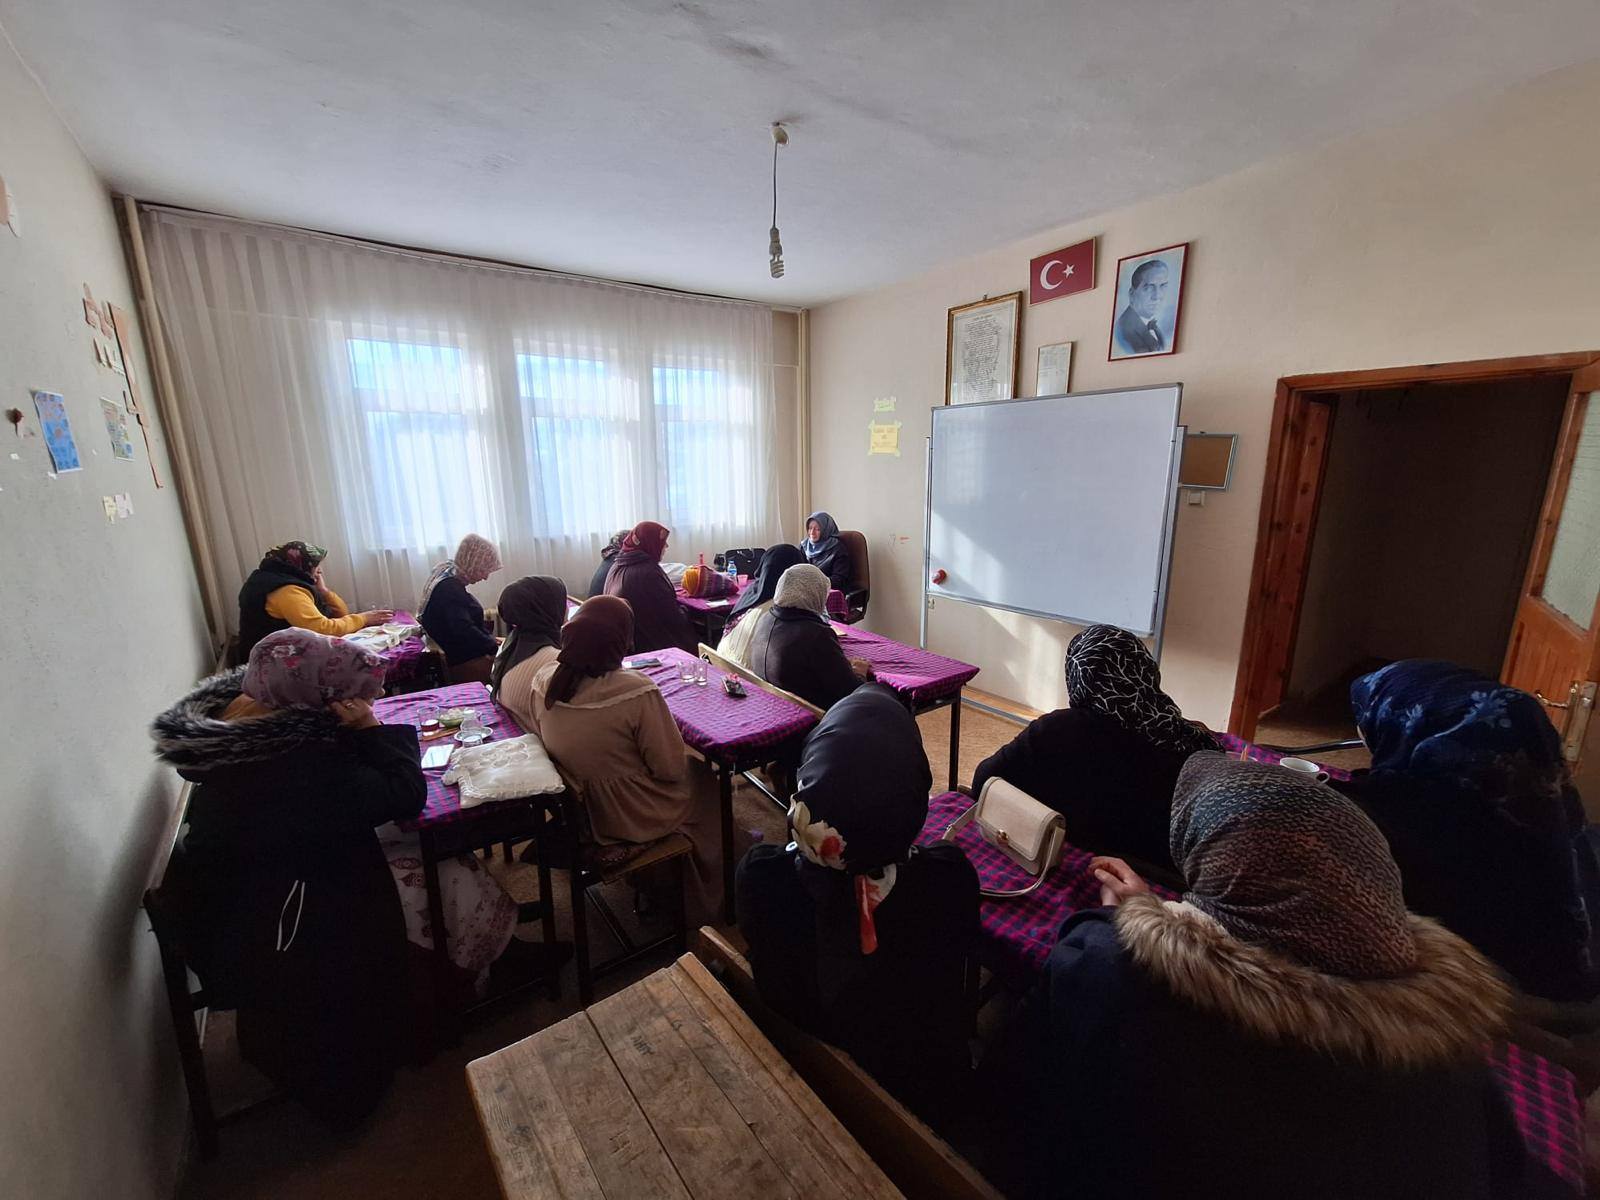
[970,624,1212,874]
[236,540,394,658]
[1023,753,1534,1199]
[603,520,697,653]
[417,533,504,683]
[1335,659,1600,1002]
[151,629,517,1125]
[737,685,978,1129]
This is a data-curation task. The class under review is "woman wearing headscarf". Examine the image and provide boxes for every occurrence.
[588,529,629,599]
[970,624,1211,873]
[745,564,871,711]
[530,596,722,923]
[1026,753,1537,1200]
[717,544,805,669]
[151,630,422,1125]
[1336,660,1600,1002]
[417,533,503,684]
[603,520,697,654]
[801,510,853,591]
[236,540,394,659]
[489,575,569,730]
[737,686,979,1130]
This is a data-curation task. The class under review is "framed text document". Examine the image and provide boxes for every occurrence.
[945,292,1022,406]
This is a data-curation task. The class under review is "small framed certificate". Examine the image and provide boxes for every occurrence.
[1036,341,1073,396]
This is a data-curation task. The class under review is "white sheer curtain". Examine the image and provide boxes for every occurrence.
[142,208,781,630]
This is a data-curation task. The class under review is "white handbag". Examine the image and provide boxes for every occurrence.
[941,777,1066,898]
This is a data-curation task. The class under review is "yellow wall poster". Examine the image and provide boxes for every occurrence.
[868,420,902,457]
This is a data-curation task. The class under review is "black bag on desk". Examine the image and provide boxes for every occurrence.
[718,547,766,576]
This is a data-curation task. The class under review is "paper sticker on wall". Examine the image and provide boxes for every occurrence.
[31,390,81,473]
[868,420,903,457]
[0,175,17,236]
[101,398,136,460]
[873,396,897,413]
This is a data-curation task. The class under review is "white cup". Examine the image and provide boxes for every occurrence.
[1279,756,1330,783]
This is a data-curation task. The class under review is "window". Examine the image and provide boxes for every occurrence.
[347,337,497,550]
[653,364,757,532]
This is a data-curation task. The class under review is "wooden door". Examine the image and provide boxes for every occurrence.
[1502,362,1600,779]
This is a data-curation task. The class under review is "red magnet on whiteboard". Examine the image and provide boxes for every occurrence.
[931,569,947,585]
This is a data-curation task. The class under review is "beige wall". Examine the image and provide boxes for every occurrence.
[808,60,1600,725]
[769,310,803,544]
[0,35,210,1200]
[1288,377,1567,703]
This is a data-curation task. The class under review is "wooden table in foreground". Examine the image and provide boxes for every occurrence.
[467,953,904,1200]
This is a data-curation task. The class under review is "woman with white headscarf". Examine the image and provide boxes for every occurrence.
[744,564,872,711]
[417,533,504,683]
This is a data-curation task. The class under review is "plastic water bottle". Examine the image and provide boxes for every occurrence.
[727,561,738,587]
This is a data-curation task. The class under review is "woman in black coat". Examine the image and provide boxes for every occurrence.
[745,563,869,711]
[587,529,628,598]
[603,520,697,654]
[1025,753,1548,1200]
[152,629,426,1127]
[417,533,503,683]
[971,624,1213,874]
[737,685,978,1131]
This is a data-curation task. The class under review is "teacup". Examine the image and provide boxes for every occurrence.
[1279,756,1330,783]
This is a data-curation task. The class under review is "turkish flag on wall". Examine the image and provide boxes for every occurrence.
[1028,238,1096,304]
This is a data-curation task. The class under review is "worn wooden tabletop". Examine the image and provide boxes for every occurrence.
[466,954,904,1200]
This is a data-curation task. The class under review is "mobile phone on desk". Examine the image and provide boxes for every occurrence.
[722,676,746,698]
[624,656,662,669]
[421,743,454,770]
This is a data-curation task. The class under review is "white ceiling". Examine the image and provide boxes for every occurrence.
[5,1,1600,305]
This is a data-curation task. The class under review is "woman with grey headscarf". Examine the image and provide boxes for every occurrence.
[1023,752,1535,1200]
[745,564,872,711]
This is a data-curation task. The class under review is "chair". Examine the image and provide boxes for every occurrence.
[692,927,1004,1200]
[537,778,692,1005]
[143,783,277,1160]
[838,530,870,624]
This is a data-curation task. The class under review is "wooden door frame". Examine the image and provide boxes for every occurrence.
[1229,350,1600,740]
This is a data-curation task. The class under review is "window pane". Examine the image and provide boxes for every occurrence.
[519,353,637,538]
[1542,393,1600,628]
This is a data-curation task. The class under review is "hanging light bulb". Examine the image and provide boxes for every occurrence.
[768,123,788,279]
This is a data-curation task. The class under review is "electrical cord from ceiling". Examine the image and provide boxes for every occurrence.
[769,122,787,279]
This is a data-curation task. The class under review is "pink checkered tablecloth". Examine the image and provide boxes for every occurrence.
[372,610,427,682]
[1488,1042,1587,1193]
[833,625,979,705]
[678,579,847,621]
[375,682,525,828]
[633,647,818,762]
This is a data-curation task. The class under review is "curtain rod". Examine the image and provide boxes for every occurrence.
[133,200,804,314]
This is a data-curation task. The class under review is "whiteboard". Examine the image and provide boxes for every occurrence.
[927,385,1183,636]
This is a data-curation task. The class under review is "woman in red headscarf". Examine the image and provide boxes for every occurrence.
[530,596,722,923]
[602,520,697,654]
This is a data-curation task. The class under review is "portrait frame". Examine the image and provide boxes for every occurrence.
[1107,242,1189,362]
[945,291,1023,406]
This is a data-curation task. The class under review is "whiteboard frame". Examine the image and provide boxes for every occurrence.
[921,385,1185,659]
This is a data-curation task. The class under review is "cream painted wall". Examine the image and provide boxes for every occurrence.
[809,60,1600,726]
[769,310,803,544]
[0,32,210,1200]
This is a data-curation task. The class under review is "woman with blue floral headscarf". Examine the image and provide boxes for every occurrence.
[1337,659,1600,1002]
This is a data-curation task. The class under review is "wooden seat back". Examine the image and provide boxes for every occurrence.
[692,926,1003,1200]
[699,643,824,717]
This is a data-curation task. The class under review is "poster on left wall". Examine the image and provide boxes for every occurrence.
[31,390,81,473]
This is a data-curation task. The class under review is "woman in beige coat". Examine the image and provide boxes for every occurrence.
[531,595,722,923]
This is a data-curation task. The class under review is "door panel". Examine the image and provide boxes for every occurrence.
[1502,363,1600,765]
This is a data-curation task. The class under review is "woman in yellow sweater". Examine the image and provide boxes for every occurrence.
[236,541,393,658]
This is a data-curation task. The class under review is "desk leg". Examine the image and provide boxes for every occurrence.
[719,762,736,923]
[948,692,963,793]
[420,833,460,1046]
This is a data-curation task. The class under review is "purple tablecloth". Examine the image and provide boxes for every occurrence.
[678,579,847,621]
[375,681,525,829]
[373,609,426,682]
[1211,731,1353,781]
[833,625,979,705]
[1489,1042,1587,1193]
[633,647,818,763]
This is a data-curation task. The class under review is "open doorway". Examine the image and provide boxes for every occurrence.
[1260,376,1567,765]
[1232,352,1600,768]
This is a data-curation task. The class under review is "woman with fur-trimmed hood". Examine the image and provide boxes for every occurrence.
[1029,753,1550,1199]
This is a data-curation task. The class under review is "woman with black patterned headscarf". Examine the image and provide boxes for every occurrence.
[1024,752,1534,1200]
[971,624,1213,874]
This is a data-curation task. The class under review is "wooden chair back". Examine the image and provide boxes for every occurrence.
[699,643,824,716]
[692,927,1004,1200]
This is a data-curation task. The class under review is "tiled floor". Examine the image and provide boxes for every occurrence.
[175,703,1022,1199]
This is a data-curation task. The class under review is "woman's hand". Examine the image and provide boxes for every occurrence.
[311,564,329,594]
[849,657,876,680]
[329,698,380,730]
[1090,856,1149,908]
[360,608,396,627]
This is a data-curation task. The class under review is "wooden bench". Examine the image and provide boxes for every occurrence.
[691,926,1004,1200]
